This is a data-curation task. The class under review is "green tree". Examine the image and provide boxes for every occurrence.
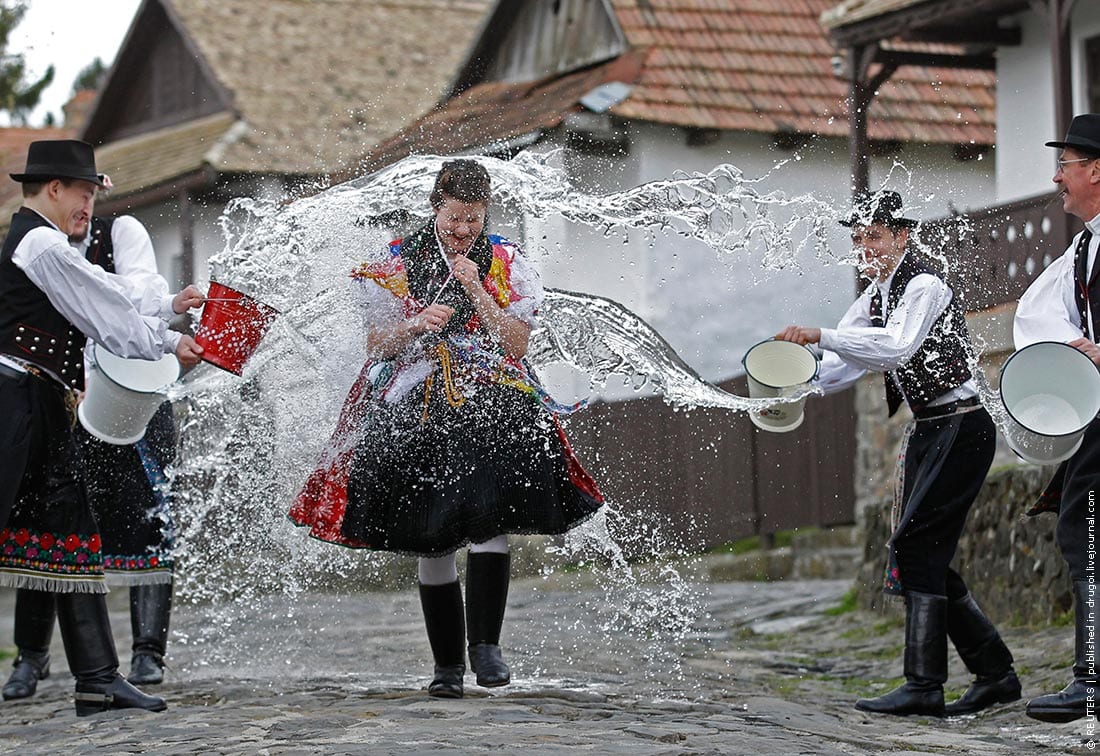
[0,2,53,125]
[72,57,106,93]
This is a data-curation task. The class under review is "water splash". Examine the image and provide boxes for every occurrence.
[162,150,998,690]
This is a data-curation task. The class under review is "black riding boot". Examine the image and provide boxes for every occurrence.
[56,593,167,716]
[2,589,56,700]
[1027,579,1097,723]
[419,582,466,698]
[466,552,511,688]
[856,591,947,717]
[944,592,1021,715]
[128,583,172,685]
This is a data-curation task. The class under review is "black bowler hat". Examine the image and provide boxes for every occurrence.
[1046,114,1100,157]
[10,139,107,186]
[839,190,918,229]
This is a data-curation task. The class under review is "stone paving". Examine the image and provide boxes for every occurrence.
[0,576,1094,754]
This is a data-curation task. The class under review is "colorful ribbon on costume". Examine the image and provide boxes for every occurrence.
[435,334,587,416]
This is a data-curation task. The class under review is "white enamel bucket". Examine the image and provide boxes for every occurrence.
[1000,341,1100,465]
[743,339,820,433]
[77,343,180,445]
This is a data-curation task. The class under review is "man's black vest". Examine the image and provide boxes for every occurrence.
[1071,229,1098,340]
[0,210,115,389]
[869,253,973,416]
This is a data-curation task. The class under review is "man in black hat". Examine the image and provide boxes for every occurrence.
[3,211,188,702]
[1014,113,1100,723]
[0,139,205,715]
[774,189,1019,717]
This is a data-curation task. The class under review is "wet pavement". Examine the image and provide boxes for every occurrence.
[0,576,1094,754]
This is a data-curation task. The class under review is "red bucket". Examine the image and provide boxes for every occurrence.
[194,281,279,376]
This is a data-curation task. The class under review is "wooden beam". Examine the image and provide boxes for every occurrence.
[828,0,1028,48]
[878,50,997,71]
[904,25,1022,47]
[93,169,213,217]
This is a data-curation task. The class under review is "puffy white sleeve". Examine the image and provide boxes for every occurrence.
[818,274,951,373]
[1013,247,1083,348]
[356,273,405,328]
[13,227,169,360]
[814,290,872,395]
[503,247,543,327]
[109,216,180,353]
[110,216,175,321]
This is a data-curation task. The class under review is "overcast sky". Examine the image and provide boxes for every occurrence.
[8,0,142,126]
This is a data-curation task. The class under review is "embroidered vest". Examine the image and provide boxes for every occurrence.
[0,210,115,388]
[869,253,973,416]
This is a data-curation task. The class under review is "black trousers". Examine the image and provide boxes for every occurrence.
[1056,417,1100,581]
[892,408,996,596]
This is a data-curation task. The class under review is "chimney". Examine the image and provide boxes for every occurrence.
[62,90,97,131]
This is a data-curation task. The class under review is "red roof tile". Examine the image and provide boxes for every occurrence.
[609,0,993,145]
[351,0,993,175]
[0,127,75,212]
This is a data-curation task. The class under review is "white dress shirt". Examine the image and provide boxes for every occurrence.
[1014,212,1100,348]
[71,215,182,355]
[816,257,978,406]
[8,209,174,363]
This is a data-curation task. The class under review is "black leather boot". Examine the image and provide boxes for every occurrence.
[2,589,56,700]
[128,583,172,685]
[419,582,465,698]
[1027,579,1097,723]
[56,593,167,716]
[466,552,511,688]
[856,591,947,717]
[944,592,1021,716]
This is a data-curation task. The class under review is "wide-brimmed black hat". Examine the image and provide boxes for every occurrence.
[839,190,918,229]
[10,139,107,186]
[1046,114,1100,157]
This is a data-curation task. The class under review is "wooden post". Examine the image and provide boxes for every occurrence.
[179,189,194,287]
[1050,0,1076,139]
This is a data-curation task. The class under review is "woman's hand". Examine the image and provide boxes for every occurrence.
[451,254,481,291]
[412,304,455,335]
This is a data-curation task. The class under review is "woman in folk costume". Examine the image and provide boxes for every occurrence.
[290,159,603,698]
[775,191,1019,717]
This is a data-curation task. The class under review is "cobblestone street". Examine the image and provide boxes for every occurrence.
[0,577,1093,754]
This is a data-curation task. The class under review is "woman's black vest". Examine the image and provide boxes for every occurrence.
[872,253,972,416]
[0,210,115,389]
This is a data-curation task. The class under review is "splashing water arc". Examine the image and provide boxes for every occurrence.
[164,151,1001,689]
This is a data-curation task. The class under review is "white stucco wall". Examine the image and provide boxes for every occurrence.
[529,121,994,400]
[996,3,1100,203]
[127,175,290,291]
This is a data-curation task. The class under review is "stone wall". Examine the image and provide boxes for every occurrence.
[855,464,1070,625]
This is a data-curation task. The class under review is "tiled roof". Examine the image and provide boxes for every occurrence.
[608,0,994,145]
[346,51,646,180]
[95,112,243,198]
[0,127,74,213]
[162,0,491,176]
[350,0,994,176]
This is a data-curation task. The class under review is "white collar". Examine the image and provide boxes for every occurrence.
[1086,211,1100,236]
